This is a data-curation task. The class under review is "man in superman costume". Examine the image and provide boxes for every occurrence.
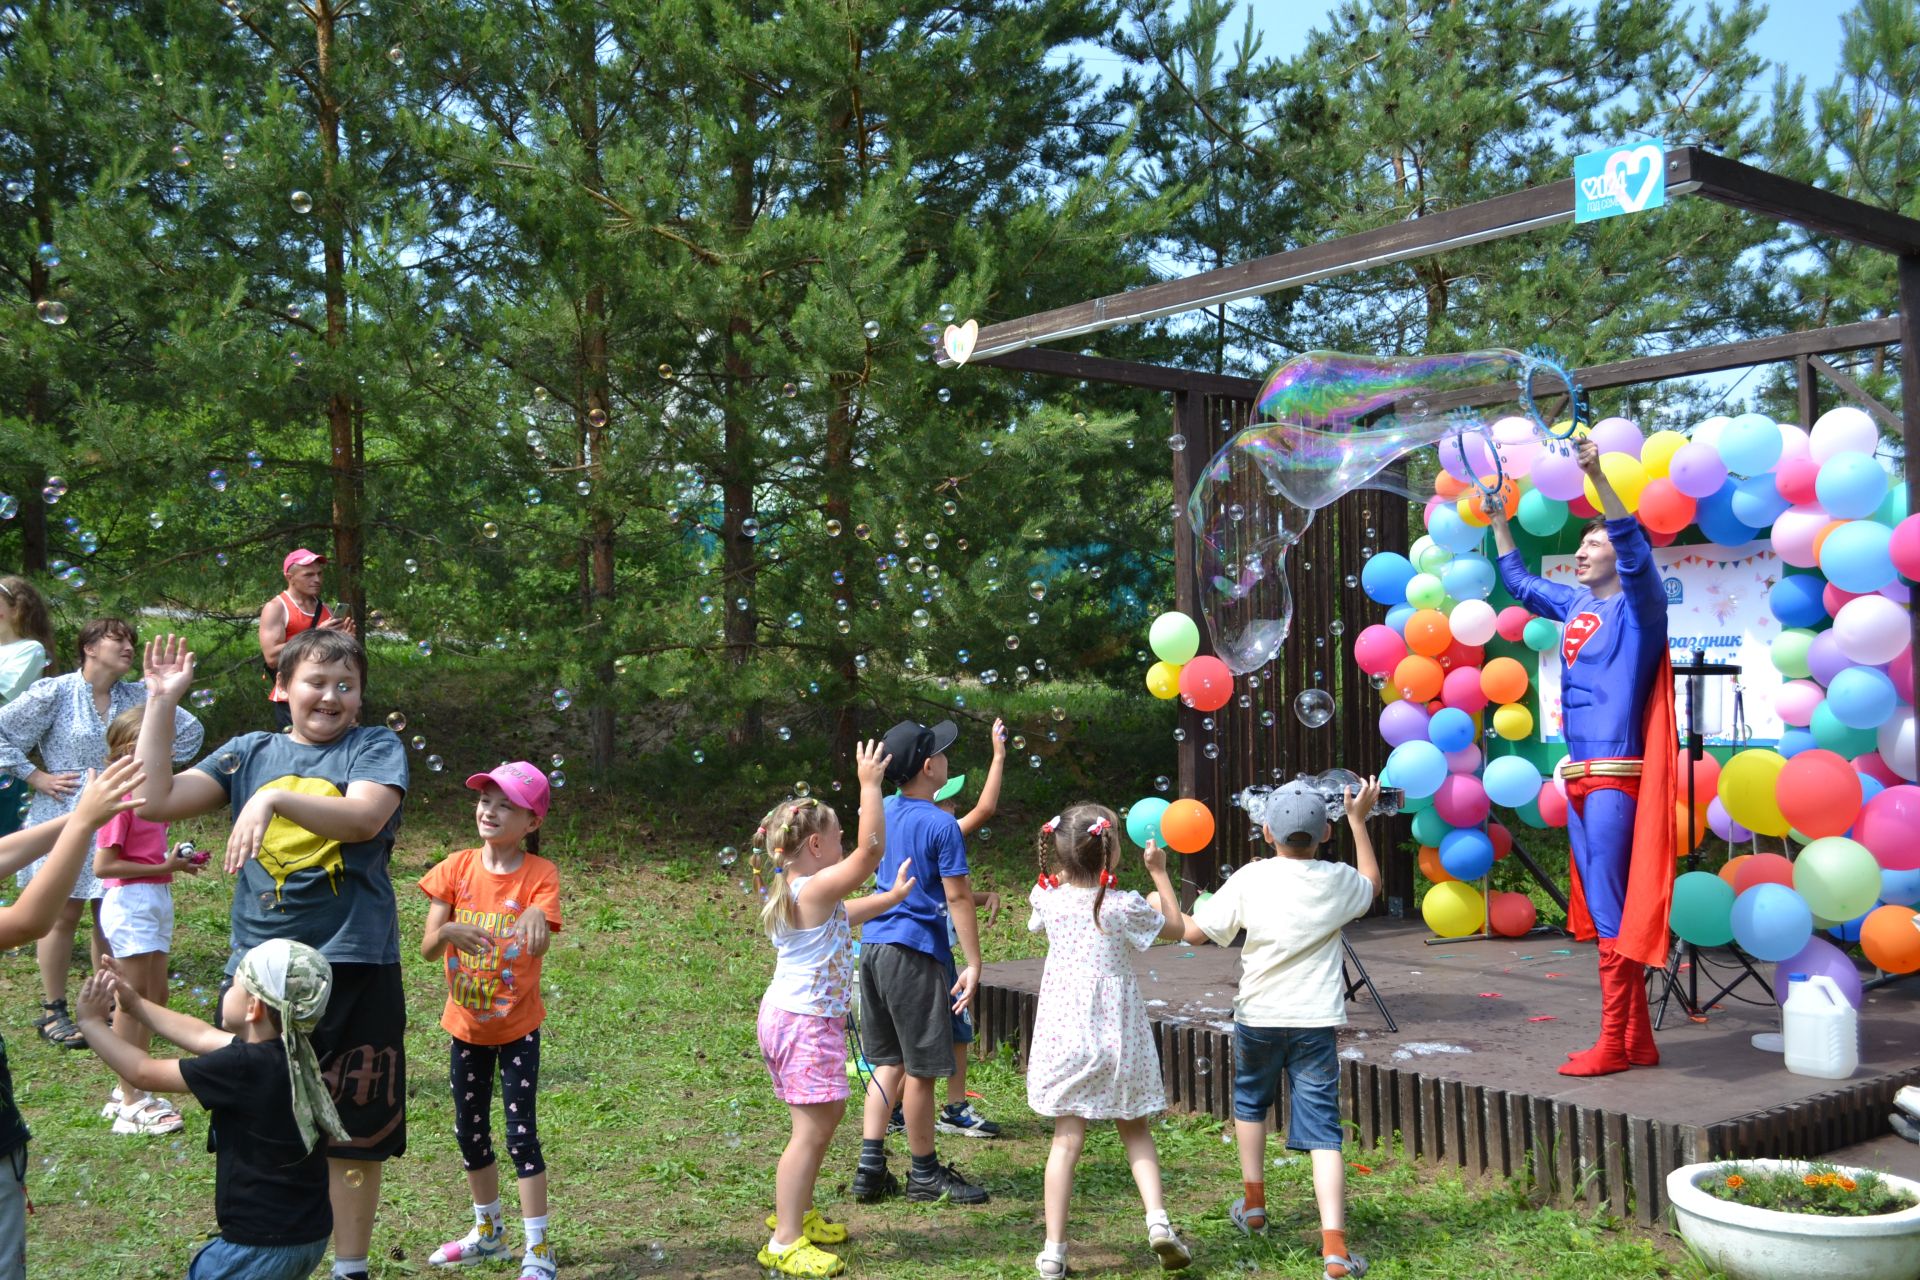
[1487,440,1677,1077]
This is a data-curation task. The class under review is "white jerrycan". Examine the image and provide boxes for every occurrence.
[1780,973,1859,1080]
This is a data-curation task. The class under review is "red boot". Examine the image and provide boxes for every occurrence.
[1622,960,1659,1067]
[1560,940,1633,1077]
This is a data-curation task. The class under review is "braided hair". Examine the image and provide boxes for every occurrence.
[755,797,839,937]
[1038,802,1123,931]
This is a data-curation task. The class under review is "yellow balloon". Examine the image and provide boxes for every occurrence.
[1583,452,1648,512]
[1641,430,1688,479]
[1422,880,1486,938]
[1145,661,1182,700]
[1720,748,1790,836]
[1491,702,1534,741]
[1379,680,1404,705]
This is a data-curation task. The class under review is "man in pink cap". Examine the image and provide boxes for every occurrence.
[259,549,355,730]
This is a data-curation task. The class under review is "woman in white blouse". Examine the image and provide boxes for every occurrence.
[0,617,203,1048]
[0,578,55,842]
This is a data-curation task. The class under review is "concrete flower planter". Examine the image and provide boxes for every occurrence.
[1667,1159,1920,1280]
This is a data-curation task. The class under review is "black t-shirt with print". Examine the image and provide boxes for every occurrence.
[179,1039,331,1246]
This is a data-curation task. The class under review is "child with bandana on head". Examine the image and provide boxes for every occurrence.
[76,938,346,1280]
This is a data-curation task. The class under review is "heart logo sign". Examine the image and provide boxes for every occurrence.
[943,319,978,366]
[1601,144,1664,214]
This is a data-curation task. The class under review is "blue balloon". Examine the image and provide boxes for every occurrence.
[1427,707,1476,753]
[1777,727,1818,758]
[1826,665,1899,729]
[1483,755,1544,808]
[1362,552,1417,605]
[1815,451,1890,520]
[1770,574,1830,629]
[1820,519,1897,594]
[1696,483,1762,548]
[1428,505,1484,554]
[1827,910,1870,943]
[1439,827,1495,881]
[1882,867,1920,907]
[1125,797,1169,849]
[1730,474,1792,529]
[1383,740,1448,800]
[1384,603,1417,633]
[1719,413,1783,477]
[1730,883,1814,962]
[1441,555,1496,603]
[1857,774,1885,810]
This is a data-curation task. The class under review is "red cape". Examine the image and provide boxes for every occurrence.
[1563,649,1677,968]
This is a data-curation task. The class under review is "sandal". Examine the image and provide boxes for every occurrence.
[1229,1197,1267,1236]
[1034,1245,1068,1279]
[33,1000,87,1050]
[1148,1222,1191,1271]
[112,1096,184,1135]
[755,1239,844,1277]
[763,1208,847,1246]
[1324,1254,1369,1280]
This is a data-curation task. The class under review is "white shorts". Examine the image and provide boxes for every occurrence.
[99,883,173,958]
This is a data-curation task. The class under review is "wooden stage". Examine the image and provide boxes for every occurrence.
[974,917,1920,1227]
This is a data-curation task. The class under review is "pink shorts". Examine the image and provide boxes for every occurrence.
[757,999,849,1106]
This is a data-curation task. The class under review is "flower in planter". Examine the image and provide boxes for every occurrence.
[1711,1162,1917,1218]
[1723,1174,1744,1190]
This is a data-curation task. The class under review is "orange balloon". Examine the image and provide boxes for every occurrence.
[1810,520,1847,564]
[1718,854,1751,890]
[1859,905,1920,974]
[1637,478,1696,535]
[1393,654,1445,703]
[1435,472,1468,499]
[1673,801,1709,860]
[1459,478,1518,528]
[1405,609,1453,657]
[1418,845,1456,884]
[1481,656,1529,705]
[1161,799,1216,854]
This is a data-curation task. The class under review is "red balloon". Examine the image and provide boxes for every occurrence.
[1488,821,1513,861]
[1674,748,1721,802]
[1856,785,1920,871]
[1567,493,1598,519]
[1438,639,1484,672]
[1434,774,1490,827]
[1648,527,1679,547]
[1495,607,1532,644]
[1637,478,1696,534]
[1537,782,1568,828]
[1489,890,1537,937]
[1178,655,1234,713]
[1857,751,1903,789]
[1776,456,1821,506]
[1777,749,1863,839]
[1824,582,1868,618]
[1441,665,1489,713]
[1732,851,1795,895]
[1893,514,1920,581]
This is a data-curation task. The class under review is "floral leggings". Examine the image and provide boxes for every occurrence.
[450,1030,544,1178]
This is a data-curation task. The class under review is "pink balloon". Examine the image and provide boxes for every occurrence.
[1886,651,1915,705]
[1537,782,1568,827]
[1772,505,1832,569]
[1778,422,1812,465]
[1445,743,1483,775]
[1835,595,1913,666]
[1442,664,1489,713]
[1353,624,1408,677]
[1856,751,1903,788]
[1857,785,1920,870]
[1670,442,1730,499]
[1708,795,1752,842]
[1777,679,1826,728]
[1589,417,1643,457]
[1892,515,1920,581]
[1825,582,1868,618]
[1433,774,1491,827]
[1775,456,1821,505]
[1495,607,1531,643]
[1532,450,1587,501]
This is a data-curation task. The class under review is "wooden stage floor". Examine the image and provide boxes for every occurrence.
[974,917,1920,1226]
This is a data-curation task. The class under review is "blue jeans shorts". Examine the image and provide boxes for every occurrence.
[1232,1023,1344,1151]
[188,1235,330,1280]
[940,955,974,1046]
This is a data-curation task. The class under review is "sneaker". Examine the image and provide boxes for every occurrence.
[850,1162,899,1203]
[887,1106,904,1135]
[937,1102,1001,1138]
[428,1221,512,1267]
[1895,1085,1920,1122]
[111,1097,184,1135]
[905,1161,989,1205]
[1149,1221,1191,1271]
[763,1208,848,1245]
[755,1239,845,1277]
[518,1241,557,1280]
[1893,1111,1920,1145]
[1229,1197,1267,1236]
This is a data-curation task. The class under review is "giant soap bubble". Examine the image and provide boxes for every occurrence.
[1189,348,1573,672]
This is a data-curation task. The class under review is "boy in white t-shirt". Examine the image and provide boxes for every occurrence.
[1177,776,1381,1280]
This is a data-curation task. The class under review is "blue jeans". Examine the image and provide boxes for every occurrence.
[1232,1023,1345,1151]
[187,1236,329,1280]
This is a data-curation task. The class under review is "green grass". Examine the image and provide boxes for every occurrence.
[5,794,1703,1279]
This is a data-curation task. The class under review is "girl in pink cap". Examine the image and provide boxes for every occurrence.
[420,762,563,1280]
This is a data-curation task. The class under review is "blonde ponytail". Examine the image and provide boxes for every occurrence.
[756,797,838,937]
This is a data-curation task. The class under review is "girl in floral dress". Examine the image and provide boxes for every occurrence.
[1026,803,1192,1277]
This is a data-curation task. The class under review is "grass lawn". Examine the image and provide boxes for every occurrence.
[2,773,1704,1280]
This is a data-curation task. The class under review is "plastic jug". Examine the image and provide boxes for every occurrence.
[1781,973,1859,1080]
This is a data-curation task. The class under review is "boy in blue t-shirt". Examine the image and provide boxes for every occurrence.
[850,718,988,1206]
[136,629,407,1280]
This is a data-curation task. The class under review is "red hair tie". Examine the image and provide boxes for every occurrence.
[1040,815,1062,835]
[1036,872,1059,890]
[1088,817,1113,837]
[1098,869,1118,889]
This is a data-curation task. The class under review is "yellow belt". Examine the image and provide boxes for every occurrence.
[1562,758,1643,780]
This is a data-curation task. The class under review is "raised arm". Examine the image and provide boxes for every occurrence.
[132,636,228,822]
[0,810,70,878]
[1142,840,1186,941]
[75,972,198,1095]
[794,741,893,919]
[0,757,143,949]
[956,719,1007,838]
[95,961,234,1055]
[225,779,403,874]
[1345,777,1385,899]
[1486,497,1578,622]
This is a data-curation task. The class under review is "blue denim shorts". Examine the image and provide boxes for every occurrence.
[188,1235,330,1280]
[1232,1023,1344,1150]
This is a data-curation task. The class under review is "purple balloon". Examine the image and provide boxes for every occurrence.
[1379,700,1432,748]
[1589,417,1644,457]
[1708,795,1752,842]
[1532,450,1586,501]
[1439,432,1498,483]
[1772,936,1865,1009]
[1670,442,1730,499]
[1806,630,1852,688]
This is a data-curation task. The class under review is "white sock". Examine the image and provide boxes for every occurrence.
[768,1235,800,1256]
[1042,1240,1068,1259]
[1146,1209,1171,1229]
[475,1199,504,1235]
[523,1215,548,1248]
[331,1260,368,1280]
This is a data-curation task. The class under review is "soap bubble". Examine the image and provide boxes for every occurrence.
[937,302,957,323]
[794,781,811,797]
[575,480,591,496]
[979,440,994,456]
[1154,775,1170,792]
[719,846,737,867]
[776,726,793,742]
[34,300,67,325]
[289,190,313,213]
[36,242,58,266]
[171,143,191,167]
[1005,634,1019,650]
[3,181,24,202]
[692,749,706,764]
[215,552,229,567]
[1028,580,1046,601]
[552,689,572,710]
[246,449,265,468]
[410,735,427,751]
[41,476,67,502]
[741,517,760,538]
[911,608,930,627]
[825,519,842,536]
[586,407,608,428]
[0,495,16,520]
[404,558,419,574]
[207,469,228,492]
[782,382,798,398]
[386,44,404,64]
[1294,688,1335,728]
[862,320,881,339]
[853,523,871,540]
[189,689,216,709]
[212,751,241,775]
[481,522,499,539]
[1168,433,1187,452]
[383,712,408,733]
[343,1169,364,1188]
[525,488,541,506]
[416,640,433,656]
[427,754,444,773]
[148,511,164,528]
[547,770,565,789]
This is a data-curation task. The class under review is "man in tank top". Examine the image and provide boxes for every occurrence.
[259,549,356,731]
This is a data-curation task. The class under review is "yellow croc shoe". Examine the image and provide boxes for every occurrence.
[762,1208,848,1246]
[756,1239,845,1277]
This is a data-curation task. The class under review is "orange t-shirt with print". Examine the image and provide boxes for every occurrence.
[419,847,563,1045]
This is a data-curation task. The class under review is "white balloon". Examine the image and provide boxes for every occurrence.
[1449,599,1499,647]
[1834,595,1913,666]
[1690,415,1731,451]
[1777,421,1811,464]
[1810,405,1879,465]
[1878,707,1917,781]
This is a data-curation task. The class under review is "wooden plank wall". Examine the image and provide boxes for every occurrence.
[973,981,1920,1229]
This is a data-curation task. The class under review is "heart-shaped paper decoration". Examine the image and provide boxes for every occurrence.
[1602,143,1664,213]
[943,319,978,366]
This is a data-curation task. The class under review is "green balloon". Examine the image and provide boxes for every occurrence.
[1670,870,1735,946]
[1402,789,1434,814]
[1406,573,1447,609]
[1411,808,1451,846]
[1149,612,1200,665]
[1793,836,1882,921]
[1523,617,1560,652]
[1514,796,1545,828]
[1770,628,1816,679]
[1517,489,1569,537]
[1810,702,1877,758]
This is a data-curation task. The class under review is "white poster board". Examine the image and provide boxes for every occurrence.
[1536,541,1784,746]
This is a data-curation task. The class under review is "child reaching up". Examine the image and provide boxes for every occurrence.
[755,741,914,1278]
[1183,777,1381,1280]
[1026,804,1191,1277]
[75,938,346,1280]
[929,716,1006,1138]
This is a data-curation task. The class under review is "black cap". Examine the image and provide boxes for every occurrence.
[880,718,960,786]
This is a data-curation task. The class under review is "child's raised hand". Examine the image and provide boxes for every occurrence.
[1344,776,1381,825]
[990,717,1008,760]
[142,634,197,704]
[1142,838,1168,878]
[71,757,146,828]
[854,739,891,789]
[888,861,918,901]
[75,971,114,1025]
